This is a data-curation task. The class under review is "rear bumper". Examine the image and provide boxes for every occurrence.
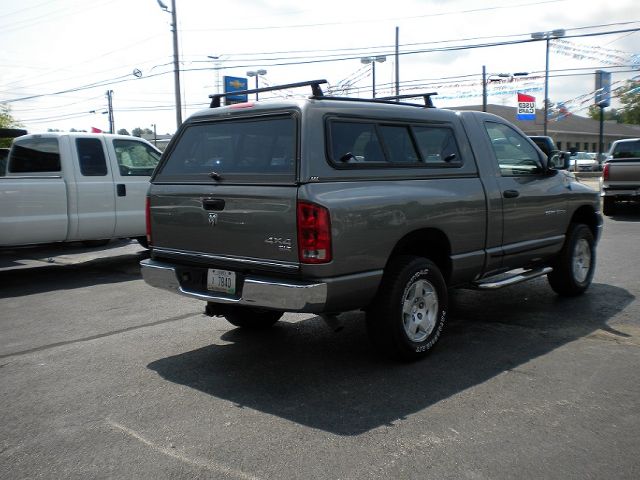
[601,186,640,198]
[141,259,329,312]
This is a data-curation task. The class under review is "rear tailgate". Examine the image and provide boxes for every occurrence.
[149,112,300,269]
[150,184,299,265]
[606,159,640,185]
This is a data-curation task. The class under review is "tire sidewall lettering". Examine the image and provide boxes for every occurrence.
[399,268,446,353]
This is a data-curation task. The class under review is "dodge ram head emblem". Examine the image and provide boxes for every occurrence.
[208,213,218,226]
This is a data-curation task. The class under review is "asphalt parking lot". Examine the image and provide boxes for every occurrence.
[1,182,639,479]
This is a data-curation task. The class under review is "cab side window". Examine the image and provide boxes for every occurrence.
[8,138,60,173]
[76,138,108,176]
[485,122,542,176]
[114,140,161,176]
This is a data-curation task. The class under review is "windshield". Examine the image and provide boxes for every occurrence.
[611,140,640,159]
[155,114,297,183]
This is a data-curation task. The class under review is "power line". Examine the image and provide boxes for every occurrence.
[5,26,639,108]
[182,0,568,32]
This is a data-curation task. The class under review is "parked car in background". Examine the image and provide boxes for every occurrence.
[601,138,640,216]
[568,152,599,172]
[0,148,8,176]
[528,135,570,167]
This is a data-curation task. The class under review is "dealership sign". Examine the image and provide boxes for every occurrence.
[517,93,536,121]
[224,76,248,103]
[595,70,612,108]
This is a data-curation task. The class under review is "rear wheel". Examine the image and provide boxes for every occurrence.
[224,306,283,329]
[366,256,448,361]
[136,236,149,248]
[602,197,616,216]
[547,223,595,296]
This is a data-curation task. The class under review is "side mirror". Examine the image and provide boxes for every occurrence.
[549,151,570,170]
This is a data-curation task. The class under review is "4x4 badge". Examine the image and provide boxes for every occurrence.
[208,213,218,226]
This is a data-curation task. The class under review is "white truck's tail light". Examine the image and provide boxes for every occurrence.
[297,201,332,264]
[602,162,610,181]
[145,196,152,246]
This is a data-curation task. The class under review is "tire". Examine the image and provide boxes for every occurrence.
[81,239,110,247]
[602,197,616,216]
[366,256,448,361]
[547,224,595,297]
[136,236,149,248]
[224,306,283,329]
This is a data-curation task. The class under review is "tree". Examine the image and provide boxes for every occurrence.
[131,127,153,137]
[117,128,130,135]
[0,104,23,148]
[587,105,622,122]
[587,80,640,124]
[617,80,640,124]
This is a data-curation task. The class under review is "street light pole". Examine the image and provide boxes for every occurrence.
[361,56,386,98]
[157,0,182,128]
[531,29,565,136]
[207,55,222,94]
[482,68,530,111]
[106,90,114,133]
[246,69,267,100]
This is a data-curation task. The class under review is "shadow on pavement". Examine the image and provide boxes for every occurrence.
[605,202,640,222]
[0,250,149,298]
[147,279,634,436]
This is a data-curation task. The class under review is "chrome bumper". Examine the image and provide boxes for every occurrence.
[140,259,327,312]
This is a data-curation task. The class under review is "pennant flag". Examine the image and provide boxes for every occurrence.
[516,93,536,121]
[91,127,103,133]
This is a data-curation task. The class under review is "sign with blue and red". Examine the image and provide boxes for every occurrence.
[595,70,611,108]
[516,93,536,121]
[224,76,248,103]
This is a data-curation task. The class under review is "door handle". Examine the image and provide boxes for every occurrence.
[117,184,126,197]
[503,189,520,198]
[202,198,225,211]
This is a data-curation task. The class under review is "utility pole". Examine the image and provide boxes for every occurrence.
[395,26,400,98]
[106,90,114,133]
[170,0,182,127]
[531,29,566,136]
[482,66,487,112]
[157,0,182,128]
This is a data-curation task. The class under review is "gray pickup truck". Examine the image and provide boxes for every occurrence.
[141,80,602,360]
[601,138,640,216]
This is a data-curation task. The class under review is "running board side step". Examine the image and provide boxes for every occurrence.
[472,267,553,290]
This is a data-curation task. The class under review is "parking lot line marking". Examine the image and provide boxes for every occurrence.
[107,419,262,480]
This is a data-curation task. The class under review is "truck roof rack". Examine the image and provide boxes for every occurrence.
[377,92,438,108]
[209,79,328,108]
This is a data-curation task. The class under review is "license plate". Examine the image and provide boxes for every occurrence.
[206,269,236,294]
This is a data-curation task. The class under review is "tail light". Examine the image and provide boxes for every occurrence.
[602,163,609,181]
[297,201,332,264]
[145,196,152,246]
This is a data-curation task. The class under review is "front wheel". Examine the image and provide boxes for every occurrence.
[366,256,448,361]
[547,224,596,296]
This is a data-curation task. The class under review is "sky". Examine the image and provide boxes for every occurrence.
[1,0,639,135]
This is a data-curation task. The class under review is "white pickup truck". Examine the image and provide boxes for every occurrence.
[0,132,161,248]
